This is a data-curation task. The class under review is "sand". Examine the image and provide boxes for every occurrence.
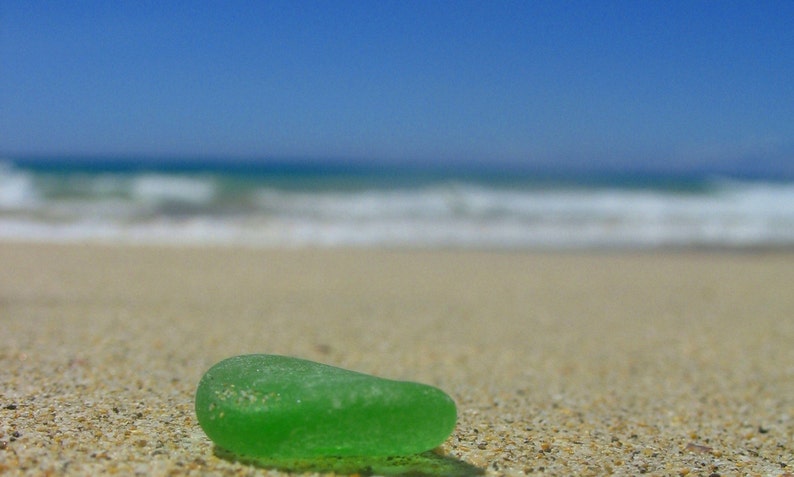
[1,242,792,476]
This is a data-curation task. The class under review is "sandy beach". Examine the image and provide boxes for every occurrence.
[1,242,792,476]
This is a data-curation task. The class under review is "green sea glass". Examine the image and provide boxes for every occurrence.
[195,354,457,458]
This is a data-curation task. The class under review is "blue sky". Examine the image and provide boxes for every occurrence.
[1,1,793,174]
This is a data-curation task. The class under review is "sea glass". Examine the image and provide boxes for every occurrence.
[195,354,457,458]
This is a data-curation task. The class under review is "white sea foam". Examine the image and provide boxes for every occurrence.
[249,183,794,248]
[0,163,39,209]
[131,174,217,205]
[1,162,794,249]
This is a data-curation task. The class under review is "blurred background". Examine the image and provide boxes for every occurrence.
[2,1,793,249]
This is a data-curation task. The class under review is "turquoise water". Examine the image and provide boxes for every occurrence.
[2,157,794,249]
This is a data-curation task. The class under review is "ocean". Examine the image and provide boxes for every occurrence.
[2,157,794,250]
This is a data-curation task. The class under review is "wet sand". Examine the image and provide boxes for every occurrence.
[1,243,793,475]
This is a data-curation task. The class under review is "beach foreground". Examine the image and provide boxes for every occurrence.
[1,243,792,476]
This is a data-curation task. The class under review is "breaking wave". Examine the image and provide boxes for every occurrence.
[2,160,794,249]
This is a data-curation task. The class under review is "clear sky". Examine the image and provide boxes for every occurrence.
[1,1,793,175]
